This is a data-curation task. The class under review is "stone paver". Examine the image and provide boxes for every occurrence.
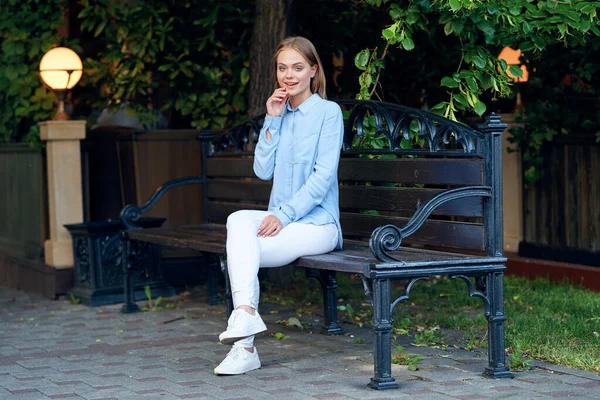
[0,286,599,400]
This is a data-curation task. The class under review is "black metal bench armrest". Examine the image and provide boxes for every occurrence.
[369,185,492,263]
[120,176,206,230]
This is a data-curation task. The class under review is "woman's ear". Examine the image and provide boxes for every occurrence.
[311,64,318,78]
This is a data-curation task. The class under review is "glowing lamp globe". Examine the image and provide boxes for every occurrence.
[39,47,83,120]
[40,47,82,90]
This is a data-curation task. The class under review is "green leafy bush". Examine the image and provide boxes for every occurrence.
[0,0,79,148]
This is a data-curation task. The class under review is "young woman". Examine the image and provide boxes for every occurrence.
[214,36,344,375]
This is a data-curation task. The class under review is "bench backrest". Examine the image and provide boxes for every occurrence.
[201,100,505,258]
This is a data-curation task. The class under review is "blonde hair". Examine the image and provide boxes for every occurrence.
[272,36,326,99]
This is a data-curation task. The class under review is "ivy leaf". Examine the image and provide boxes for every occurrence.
[400,138,412,149]
[355,49,370,71]
[444,21,454,35]
[474,101,487,116]
[465,77,478,92]
[509,65,523,78]
[240,67,250,86]
[520,41,535,52]
[477,20,494,35]
[430,102,446,115]
[454,93,469,108]
[452,19,465,34]
[473,56,486,69]
[441,77,459,88]
[406,12,419,24]
[522,21,532,34]
[382,27,395,40]
[449,0,461,12]
[531,35,546,50]
[401,37,415,51]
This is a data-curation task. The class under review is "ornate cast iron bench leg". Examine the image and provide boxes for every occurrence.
[484,271,513,379]
[120,231,140,313]
[368,277,399,390]
[306,269,343,335]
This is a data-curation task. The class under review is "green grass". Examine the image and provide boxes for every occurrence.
[262,271,600,373]
[390,276,600,372]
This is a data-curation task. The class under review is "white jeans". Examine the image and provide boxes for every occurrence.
[225,210,338,347]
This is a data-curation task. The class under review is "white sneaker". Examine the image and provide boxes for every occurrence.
[214,346,261,375]
[218,309,267,345]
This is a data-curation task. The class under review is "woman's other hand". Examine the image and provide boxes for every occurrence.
[266,88,288,117]
[257,215,283,237]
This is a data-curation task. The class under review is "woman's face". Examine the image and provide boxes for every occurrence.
[276,48,317,106]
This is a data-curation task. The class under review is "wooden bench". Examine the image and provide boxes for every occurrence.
[118,100,513,389]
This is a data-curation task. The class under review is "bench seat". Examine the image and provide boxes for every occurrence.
[129,224,506,275]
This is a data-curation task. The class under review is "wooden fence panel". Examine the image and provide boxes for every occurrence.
[0,144,47,259]
[523,135,600,253]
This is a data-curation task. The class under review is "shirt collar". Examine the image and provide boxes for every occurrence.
[286,93,321,116]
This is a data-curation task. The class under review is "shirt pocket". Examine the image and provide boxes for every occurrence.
[293,131,320,164]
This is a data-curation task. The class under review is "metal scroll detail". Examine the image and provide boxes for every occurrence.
[101,235,123,287]
[450,275,490,317]
[390,277,429,313]
[338,100,483,154]
[369,186,492,263]
[211,99,483,155]
[74,237,90,284]
[120,176,205,229]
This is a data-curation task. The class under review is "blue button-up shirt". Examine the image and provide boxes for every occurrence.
[253,93,344,249]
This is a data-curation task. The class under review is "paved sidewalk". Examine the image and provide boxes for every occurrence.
[0,286,599,400]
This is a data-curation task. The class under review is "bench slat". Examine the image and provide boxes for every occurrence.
[129,224,488,275]
[207,179,483,217]
[206,158,255,178]
[339,158,483,185]
[204,201,484,250]
[206,201,267,223]
[340,213,484,251]
[206,157,484,185]
[339,186,483,217]
[128,224,227,253]
[207,179,272,202]
[296,242,488,272]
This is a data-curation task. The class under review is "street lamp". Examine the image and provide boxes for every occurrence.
[497,46,529,83]
[39,47,83,120]
[498,46,529,111]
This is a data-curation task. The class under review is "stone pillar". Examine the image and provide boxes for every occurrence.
[498,114,523,253]
[40,120,86,268]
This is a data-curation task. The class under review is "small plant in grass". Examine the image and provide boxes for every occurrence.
[464,330,487,351]
[413,326,445,349]
[140,285,163,312]
[393,317,411,335]
[271,332,290,340]
[354,338,364,344]
[68,293,81,305]
[507,342,534,371]
[392,345,422,371]
[338,303,367,327]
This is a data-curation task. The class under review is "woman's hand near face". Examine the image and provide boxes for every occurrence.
[266,88,289,117]
[257,215,283,237]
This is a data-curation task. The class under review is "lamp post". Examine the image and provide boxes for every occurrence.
[39,47,83,120]
[38,47,86,270]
